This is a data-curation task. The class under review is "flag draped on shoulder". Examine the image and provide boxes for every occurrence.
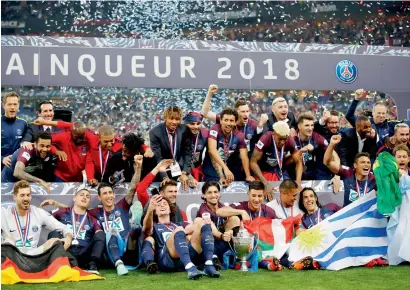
[287,192,388,270]
[1,243,104,285]
[244,216,299,261]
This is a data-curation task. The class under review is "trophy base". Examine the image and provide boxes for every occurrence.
[238,259,249,272]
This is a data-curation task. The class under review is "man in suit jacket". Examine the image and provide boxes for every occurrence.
[263,97,298,134]
[149,106,193,187]
[339,115,378,167]
[21,101,55,150]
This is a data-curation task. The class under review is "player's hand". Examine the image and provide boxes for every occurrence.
[224,168,234,183]
[32,117,47,126]
[134,154,143,168]
[264,182,274,201]
[148,195,163,212]
[88,179,98,186]
[61,235,72,251]
[55,150,67,162]
[355,89,365,100]
[40,199,56,208]
[208,84,218,95]
[259,113,269,125]
[39,181,50,194]
[143,148,154,158]
[156,160,173,172]
[246,175,255,182]
[21,142,34,151]
[219,178,229,188]
[369,128,376,139]
[160,177,171,187]
[178,173,189,190]
[187,176,199,188]
[2,155,12,168]
[330,134,342,145]
[222,230,233,242]
[322,109,331,123]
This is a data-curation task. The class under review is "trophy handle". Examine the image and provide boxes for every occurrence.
[245,232,259,260]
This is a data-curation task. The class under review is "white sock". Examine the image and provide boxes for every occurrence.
[185,262,194,270]
[212,255,218,259]
[115,260,124,267]
[205,260,213,266]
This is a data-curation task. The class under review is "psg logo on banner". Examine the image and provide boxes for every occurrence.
[335,60,358,84]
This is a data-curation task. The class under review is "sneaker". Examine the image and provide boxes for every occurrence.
[204,265,220,278]
[365,259,378,268]
[268,257,284,272]
[289,256,314,270]
[85,261,100,275]
[187,266,204,280]
[147,261,159,274]
[116,262,129,276]
[375,258,389,266]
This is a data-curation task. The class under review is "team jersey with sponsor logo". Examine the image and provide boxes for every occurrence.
[53,208,102,247]
[202,124,246,179]
[254,132,297,176]
[89,198,131,241]
[338,166,377,207]
[1,205,69,252]
[196,202,227,228]
[300,207,335,229]
[153,222,189,256]
[230,201,277,219]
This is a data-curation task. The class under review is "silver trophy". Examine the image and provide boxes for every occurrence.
[232,224,255,271]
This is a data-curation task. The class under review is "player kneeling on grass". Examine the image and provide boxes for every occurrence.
[142,195,220,280]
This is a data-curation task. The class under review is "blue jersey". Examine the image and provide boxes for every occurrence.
[300,207,335,229]
[53,208,102,247]
[1,116,27,167]
[89,198,131,241]
[153,222,184,255]
[338,166,377,207]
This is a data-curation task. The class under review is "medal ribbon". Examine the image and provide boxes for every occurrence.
[99,145,110,178]
[166,128,177,160]
[247,202,262,221]
[223,133,233,164]
[72,209,88,241]
[297,133,312,167]
[13,208,30,247]
[103,209,111,231]
[278,198,293,218]
[356,179,368,198]
[272,136,284,179]
[193,133,200,159]
[309,208,321,227]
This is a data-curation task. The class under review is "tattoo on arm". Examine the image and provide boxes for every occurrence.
[125,166,142,204]
[210,156,225,179]
[14,162,43,183]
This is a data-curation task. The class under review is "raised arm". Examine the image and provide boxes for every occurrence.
[142,195,162,236]
[201,84,218,122]
[324,135,342,175]
[345,89,364,126]
[125,155,143,205]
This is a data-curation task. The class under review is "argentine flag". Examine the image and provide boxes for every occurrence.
[288,191,388,270]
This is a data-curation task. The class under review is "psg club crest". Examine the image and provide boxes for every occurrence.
[335,60,358,84]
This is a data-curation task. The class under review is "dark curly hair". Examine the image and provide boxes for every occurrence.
[123,133,145,154]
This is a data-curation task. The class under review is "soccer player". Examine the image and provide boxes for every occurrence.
[263,97,298,134]
[183,112,208,183]
[266,180,303,220]
[1,92,27,170]
[149,106,193,186]
[377,123,409,155]
[1,180,72,255]
[202,108,254,183]
[298,188,335,230]
[50,188,105,274]
[143,196,220,280]
[250,121,302,199]
[293,112,330,180]
[394,144,410,176]
[324,135,377,207]
[196,182,240,261]
[201,85,268,155]
[1,132,54,193]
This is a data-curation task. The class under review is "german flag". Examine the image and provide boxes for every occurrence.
[1,243,104,284]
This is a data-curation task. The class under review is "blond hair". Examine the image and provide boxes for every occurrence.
[3,92,20,104]
[272,121,290,137]
[13,180,30,195]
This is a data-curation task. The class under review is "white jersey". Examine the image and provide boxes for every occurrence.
[266,199,303,220]
[1,205,69,254]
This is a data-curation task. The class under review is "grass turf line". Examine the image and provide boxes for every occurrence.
[2,266,410,290]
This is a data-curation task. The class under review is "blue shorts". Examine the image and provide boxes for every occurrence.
[214,240,230,260]
[158,242,202,272]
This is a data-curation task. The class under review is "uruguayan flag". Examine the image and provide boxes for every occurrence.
[288,191,388,270]
[387,175,410,265]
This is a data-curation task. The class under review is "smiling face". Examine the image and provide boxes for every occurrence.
[302,189,318,214]
[281,188,299,207]
[73,189,91,210]
[326,115,340,135]
[186,121,201,135]
[356,120,372,139]
[161,185,177,204]
[273,101,288,121]
[395,127,410,145]
[165,114,181,133]
[99,134,115,150]
[155,198,170,217]
[298,119,314,138]
[273,132,289,148]
[372,104,387,124]
[39,103,54,121]
[395,149,409,170]
[98,186,115,209]
[354,156,371,177]
[203,185,220,207]
[221,114,236,135]
[236,104,250,125]
[248,189,264,211]
[34,138,52,159]
[14,187,31,211]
